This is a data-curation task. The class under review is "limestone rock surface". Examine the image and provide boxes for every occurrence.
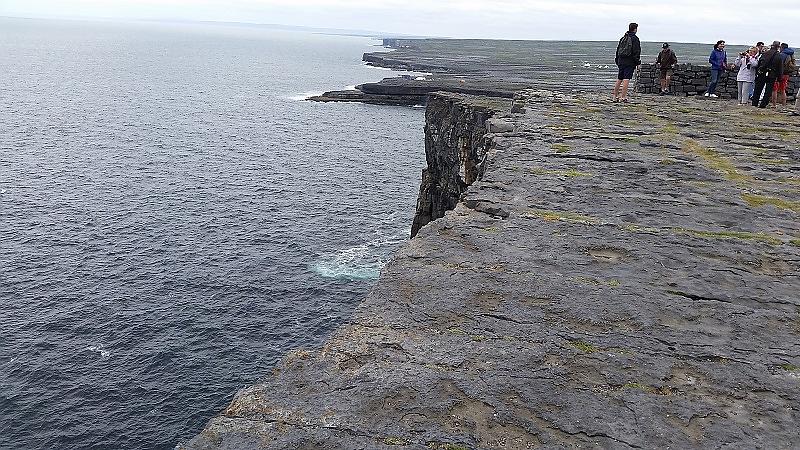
[181,91,800,450]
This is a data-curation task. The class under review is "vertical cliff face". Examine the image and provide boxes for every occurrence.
[410,93,510,237]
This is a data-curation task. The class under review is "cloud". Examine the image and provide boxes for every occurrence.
[2,0,798,44]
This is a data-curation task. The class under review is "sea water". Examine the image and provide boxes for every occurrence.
[0,18,724,450]
[0,18,425,449]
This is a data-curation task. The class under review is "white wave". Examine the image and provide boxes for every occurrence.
[312,228,406,281]
[86,344,110,358]
[365,64,394,71]
[580,62,612,70]
[288,91,324,101]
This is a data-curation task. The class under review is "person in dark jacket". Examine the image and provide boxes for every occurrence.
[612,22,641,103]
[656,42,678,95]
[704,40,728,97]
[771,43,794,108]
[750,41,766,99]
[752,41,785,108]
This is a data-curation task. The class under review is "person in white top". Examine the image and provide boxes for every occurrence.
[735,47,759,105]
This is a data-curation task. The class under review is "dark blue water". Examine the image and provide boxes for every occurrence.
[0,18,425,449]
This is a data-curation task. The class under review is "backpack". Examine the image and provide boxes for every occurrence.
[787,55,797,73]
[617,34,633,58]
[758,51,779,77]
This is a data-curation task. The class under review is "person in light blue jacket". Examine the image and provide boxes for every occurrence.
[704,40,728,97]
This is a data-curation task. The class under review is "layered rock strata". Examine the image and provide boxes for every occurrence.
[637,62,800,99]
[309,78,523,106]
[311,38,629,105]
[411,94,511,237]
[182,91,800,449]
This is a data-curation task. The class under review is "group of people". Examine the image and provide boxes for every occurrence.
[612,23,799,116]
[697,39,796,110]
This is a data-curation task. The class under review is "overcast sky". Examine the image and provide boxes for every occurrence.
[2,0,798,44]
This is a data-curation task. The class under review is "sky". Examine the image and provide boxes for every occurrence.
[1,0,798,44]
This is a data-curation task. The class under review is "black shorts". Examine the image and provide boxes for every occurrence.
[617,65,635,80]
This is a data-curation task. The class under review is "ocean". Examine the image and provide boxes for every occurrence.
[0,17,426,449]
[0,17,725,449]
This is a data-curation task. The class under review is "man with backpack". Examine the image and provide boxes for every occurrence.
[771,43,796,108]
[752,41,785,108]
[613,22,641,103]
[656,43,678,95]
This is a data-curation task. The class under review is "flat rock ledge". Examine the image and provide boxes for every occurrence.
[181,92,800,450]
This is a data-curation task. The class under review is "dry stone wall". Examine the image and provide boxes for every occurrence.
[637,63,799,100]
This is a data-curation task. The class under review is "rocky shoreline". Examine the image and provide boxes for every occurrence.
[309,76,522,107]
[310,39,583,106]
[181,88,800,448]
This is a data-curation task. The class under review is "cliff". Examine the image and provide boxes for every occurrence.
[310,38,620,106]
[181,91,800,449]
[411,95,511,237]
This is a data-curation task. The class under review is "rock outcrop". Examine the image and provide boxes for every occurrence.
[411,94,511,237]
[181,91,800,449]
[311,38,626,106]
[309,78,521,106]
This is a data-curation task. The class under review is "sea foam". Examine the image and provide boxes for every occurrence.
[312,231,405,281]
[288,91,324,101]
[86,345,110,358]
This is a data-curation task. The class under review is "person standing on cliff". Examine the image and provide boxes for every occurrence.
[735,47,759,105]
[752,41,785,108]
[656,43,678,95]
[770,43,795,108]
[613,22,641,103]
[704,40,728,98]
[749,42,766,100]
[793,94,800,116]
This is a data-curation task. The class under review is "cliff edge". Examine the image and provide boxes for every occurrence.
[181,91,799,449]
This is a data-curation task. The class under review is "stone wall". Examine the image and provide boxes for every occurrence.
[637,63,799,100]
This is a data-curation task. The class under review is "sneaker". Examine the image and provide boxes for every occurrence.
[659,91,665,96]
[709,94,718,98]
[704,92,710,97]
